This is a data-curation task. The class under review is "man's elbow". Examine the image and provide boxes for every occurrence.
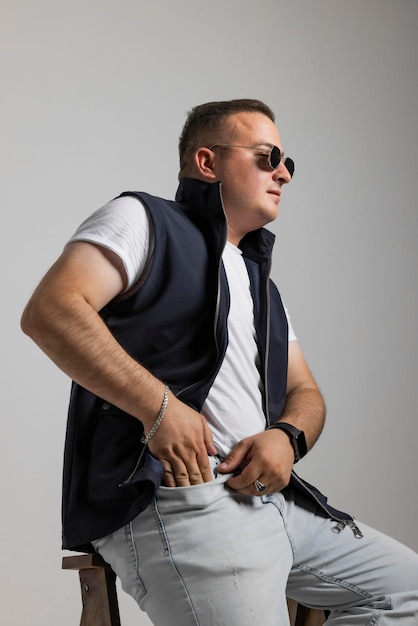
[21,297,47,343]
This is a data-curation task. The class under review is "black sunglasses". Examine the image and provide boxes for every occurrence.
[209,144,294,178]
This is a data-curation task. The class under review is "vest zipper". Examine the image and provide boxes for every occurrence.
[258,256,361,538]
[333,520,364,538]
[290,472,363,539]
[119,446,147,487]
[176,191,227,403]
[122,192,229,486]
[263,257,272,425]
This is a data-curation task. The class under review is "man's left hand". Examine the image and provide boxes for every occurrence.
[217,429,295,495]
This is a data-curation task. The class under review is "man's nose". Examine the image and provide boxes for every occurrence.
[273,162,292,184]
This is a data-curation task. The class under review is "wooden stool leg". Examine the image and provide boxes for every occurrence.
[62,554,121,626]
[295,603,326,626]
[287,597,298,625]
[287,597,326,626]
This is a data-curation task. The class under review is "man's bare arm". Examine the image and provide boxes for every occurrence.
[21,241,216,484]
[280,339,326,448]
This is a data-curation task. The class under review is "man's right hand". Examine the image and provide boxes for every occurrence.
[147,392,217,487]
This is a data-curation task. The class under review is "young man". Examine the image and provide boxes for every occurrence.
[21,99,418,624]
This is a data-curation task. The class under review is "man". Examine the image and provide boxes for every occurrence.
[21,99,418,624]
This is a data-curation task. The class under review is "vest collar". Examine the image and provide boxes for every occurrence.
[175,178,276,263]
[175,178,225,219]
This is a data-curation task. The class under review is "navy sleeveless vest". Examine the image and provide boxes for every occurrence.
[61,180,289,551]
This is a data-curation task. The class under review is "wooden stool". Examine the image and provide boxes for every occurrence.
[63,553,121,626]
[63,554,326,625]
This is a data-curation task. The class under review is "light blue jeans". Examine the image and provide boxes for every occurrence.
[92,463,418,625]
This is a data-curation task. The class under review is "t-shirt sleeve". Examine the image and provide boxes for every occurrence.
[68,195,151,290]
[283,304,297,342]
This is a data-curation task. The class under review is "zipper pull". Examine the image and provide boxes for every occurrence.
[333,520,348,534]
[348,520,364,539]
[333,519,364,538]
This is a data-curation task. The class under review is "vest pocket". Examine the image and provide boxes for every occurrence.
[87,403,163,505]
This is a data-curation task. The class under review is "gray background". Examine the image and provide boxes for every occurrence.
[2,1,417,624]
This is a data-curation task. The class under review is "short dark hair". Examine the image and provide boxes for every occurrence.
[178,99,275,178]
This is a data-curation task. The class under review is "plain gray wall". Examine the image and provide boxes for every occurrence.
[2,1,417,624]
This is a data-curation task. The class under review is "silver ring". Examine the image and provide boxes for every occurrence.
[254,479,266,492]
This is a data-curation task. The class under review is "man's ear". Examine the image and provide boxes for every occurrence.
[194,147,217,181]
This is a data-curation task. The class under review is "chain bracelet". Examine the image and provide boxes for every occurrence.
[141,385,169,445]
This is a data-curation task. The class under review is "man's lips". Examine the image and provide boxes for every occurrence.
[268,189,281,200]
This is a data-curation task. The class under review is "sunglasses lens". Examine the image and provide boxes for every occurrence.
[270,147,294,178]
[270,145,282,169]
[284,157,295,178]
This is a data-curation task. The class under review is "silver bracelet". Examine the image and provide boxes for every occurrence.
[141,385,169,445]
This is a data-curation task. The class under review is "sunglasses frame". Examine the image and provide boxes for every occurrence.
[208,144,294,177]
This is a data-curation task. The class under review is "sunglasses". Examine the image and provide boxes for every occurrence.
[209,144,294,178]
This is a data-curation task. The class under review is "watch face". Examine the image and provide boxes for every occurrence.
[295,430,307,460]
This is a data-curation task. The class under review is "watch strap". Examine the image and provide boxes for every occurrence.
[266,422,307,462]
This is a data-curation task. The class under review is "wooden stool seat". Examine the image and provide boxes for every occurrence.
[63,554,326,625]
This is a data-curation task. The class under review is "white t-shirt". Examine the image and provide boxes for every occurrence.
[69,195,297,456]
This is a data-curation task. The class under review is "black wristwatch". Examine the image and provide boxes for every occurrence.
[266,422,307,463]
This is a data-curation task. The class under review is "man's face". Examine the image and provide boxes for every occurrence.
[211,111,292,245]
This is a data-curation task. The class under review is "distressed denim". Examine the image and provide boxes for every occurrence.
[93,461,418,625]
